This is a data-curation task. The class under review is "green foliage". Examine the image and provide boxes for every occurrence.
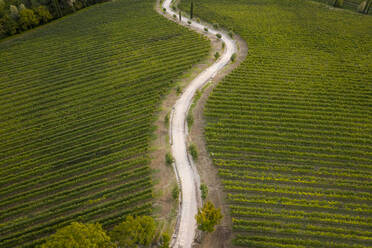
[159,232,170,248]
[200,183,208,200]
[165,152,174,165]
[230,52,236,62]
[204,27,208,32]
[172,184,179,199]
[34,5,52,24]
[187,112,194,128]
[164,112,170,126]
[173,13,177,19]
[190,1,193,19]
[176,85,182,95]
[18,3,26,11]
[0,0,5,15]
[110,215,156,247]
[228,30,233,38]
[214,51,220,60]
[31,0,40,8]
[0,14,18,34]
[189,143,198,160]
[0,0,210,246]
[216,33,221,39]
[9,5,19,19]
[196,201,222,232]
[40,222,114,248]
[187,20,191,25]
[179,0,372,246]
[213,23,218,29]
[358,0,372,13]
[332,0,344,7]
[19,8,39,30]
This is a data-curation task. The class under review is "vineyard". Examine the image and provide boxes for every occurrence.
[180,0,372,247]
[0,0,209,247]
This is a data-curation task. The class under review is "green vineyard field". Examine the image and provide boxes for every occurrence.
[180,0,372,247]
[0,0,209,247]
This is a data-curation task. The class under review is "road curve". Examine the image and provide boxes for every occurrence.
[161,1,237,247]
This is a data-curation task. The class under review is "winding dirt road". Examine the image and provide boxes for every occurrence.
[161,1,237,247]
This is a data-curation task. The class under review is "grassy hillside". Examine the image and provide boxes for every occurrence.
[0,0,209,247]
[180,0,372,247]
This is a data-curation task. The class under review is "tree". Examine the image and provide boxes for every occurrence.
[332,0,343,8]
[195,201,222,233]
[34,5,52,24]
[110,215,156,248]
[9,5,19,19]
[40,222,114,248]
[358,0,372,14]
[190,1,193,19]
[19,8,39,30]
[0,0,5,17]
[0,15,18,35]
[200,184,208,200]
[159,232,170,248]
[52,0,63,18]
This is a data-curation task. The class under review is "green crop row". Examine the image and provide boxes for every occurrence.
[179,0,371,246]
[0,0,210,246]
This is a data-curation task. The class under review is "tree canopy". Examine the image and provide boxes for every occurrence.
[109,215,157,248]
[195,201,223,233]
[40,222,114,248]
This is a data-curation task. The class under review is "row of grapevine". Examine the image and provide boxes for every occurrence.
[179,0,371,247]
[0,0,210,246]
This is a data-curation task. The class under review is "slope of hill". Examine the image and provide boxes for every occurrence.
[180,0,372,247]
[0,0,209,247]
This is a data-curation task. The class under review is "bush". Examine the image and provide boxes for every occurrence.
[189,143,198,160]
[213,23,218,29]
[216,33,222,39]
[195,201,223,233]
[34,5,52,24]
[0,15,18,35]
[187,20,191,25]
[172,5,176,11]
[222,42,225,49]
[187,113,193,128]
[160,232,170,248]
[9,5,19,19]
[165,152,174,165]
[110,215,156,247]
[331,0,343,7]
[173,14,177,19]
[19,8,39,31]
[163,7,166,12]
[41,222,114,248]
[172,184,179,199]
[230,53,237,62]
[164,112,170,126]
[176,85,182,95]
[196,17,200,23]
[200,184,208,200]
[228,31,233,38]
[214,52,220,60]
[204,27,208,32]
